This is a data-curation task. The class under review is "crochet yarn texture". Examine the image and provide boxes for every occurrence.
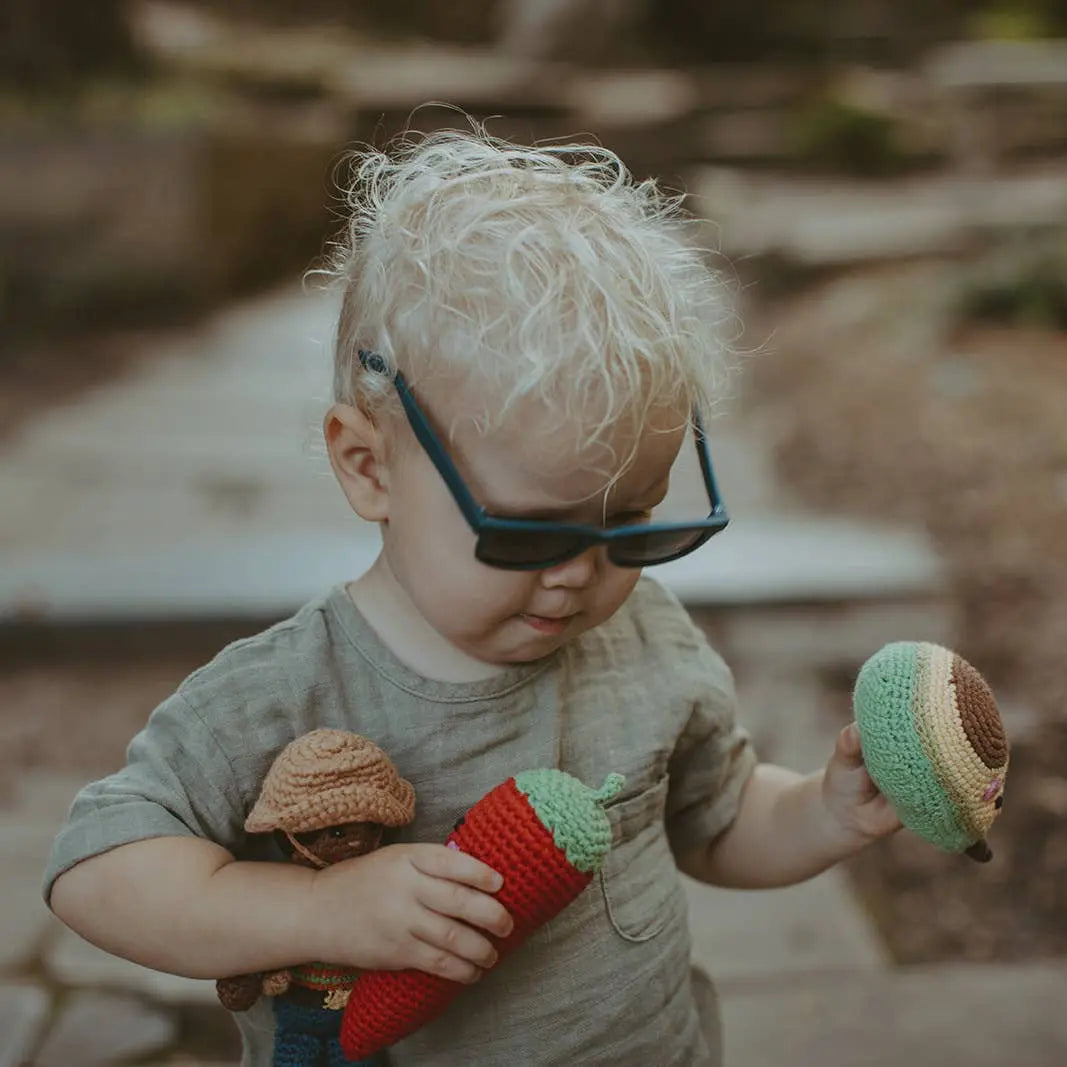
[244,729,415,834]
[216,726,415,1063]
[339,769,623,1060]
[853,641,1008,861]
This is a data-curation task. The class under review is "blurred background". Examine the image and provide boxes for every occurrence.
[1,1,1066,1064]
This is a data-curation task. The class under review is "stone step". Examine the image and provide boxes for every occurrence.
[0,774,91,974]
[0,512,944,627]
[691,163,1067,268]
[720,959,1067,1067]
[0,276,946,627]
[33,990,177,1067]
[0,984,50,1067]
[44,928,219,1007]
[685,871,889,986]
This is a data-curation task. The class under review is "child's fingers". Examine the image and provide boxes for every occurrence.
[409,843,504,894]
[415,871,514,939]
[406,933,486,985]
[411,911,499,976]
[834,721,864,766]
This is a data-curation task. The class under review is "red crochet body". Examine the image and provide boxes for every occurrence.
[339,777,592,1060]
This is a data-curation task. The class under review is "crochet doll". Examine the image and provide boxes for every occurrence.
[215,729,415,1067]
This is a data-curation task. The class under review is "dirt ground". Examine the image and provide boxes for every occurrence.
[0,326,161,445]
[0,657,206,803]
[746,264,1067,963]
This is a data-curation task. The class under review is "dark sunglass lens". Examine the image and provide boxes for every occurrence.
[476,528,587,568]
[609,527,712,567]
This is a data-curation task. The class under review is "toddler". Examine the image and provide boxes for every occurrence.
[45,125,900,1066]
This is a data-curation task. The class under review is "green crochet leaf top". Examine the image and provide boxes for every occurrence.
[513,769,624,873]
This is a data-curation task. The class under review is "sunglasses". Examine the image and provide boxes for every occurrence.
[358,350,729,570]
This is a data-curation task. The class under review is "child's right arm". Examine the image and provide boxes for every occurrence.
[50,835,512,984]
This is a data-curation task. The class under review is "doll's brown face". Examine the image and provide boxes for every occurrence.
[281,821,384,866]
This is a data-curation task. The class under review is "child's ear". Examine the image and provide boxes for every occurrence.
[324,402,391,522]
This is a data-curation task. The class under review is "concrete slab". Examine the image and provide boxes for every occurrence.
[0,984,50,1067]
[731,670,847,774]
[718,599,958,678]
[685,871,889,984]
[0,281,945,623]
[719,960,1067,1067]
[0,774,86,972]
[45,927,218,1006]
[692,164,1067,268]
[926,39,1067,89]
[0,865,57,972]
[1,772,84,827]
[0,514,943,623]
[34,989,176,1067]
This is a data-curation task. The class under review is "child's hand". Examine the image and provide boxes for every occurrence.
[821,722,902,847]
[309,843,513,984]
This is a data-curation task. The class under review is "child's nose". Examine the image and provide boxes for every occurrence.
[540,545,601,587]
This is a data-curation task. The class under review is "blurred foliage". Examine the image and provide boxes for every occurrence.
[789,98,906,176]
[0,78,232,130]
[198,0,498,44]
[970,0,1067,37]
[637,0,980,64]
[0,0,142,92]
[960,233,1067,329]
[6,0,1067,99]
[1,125,338,343]
[163,0,1067,64]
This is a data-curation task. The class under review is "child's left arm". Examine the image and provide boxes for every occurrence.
[677,722,902,889]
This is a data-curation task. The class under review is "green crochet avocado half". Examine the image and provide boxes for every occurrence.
[853,641,1009,862]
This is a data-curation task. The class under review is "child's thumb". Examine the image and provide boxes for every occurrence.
[835,721,864,765]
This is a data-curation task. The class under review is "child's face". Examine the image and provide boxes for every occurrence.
[377,391,687,668]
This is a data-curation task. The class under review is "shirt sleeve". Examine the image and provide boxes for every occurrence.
[664,628,758,860]
[42,690,247,904]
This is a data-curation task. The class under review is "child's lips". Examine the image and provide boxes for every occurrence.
[520,613,575,634]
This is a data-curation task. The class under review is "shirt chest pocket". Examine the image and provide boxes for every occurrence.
[599,774,688,942]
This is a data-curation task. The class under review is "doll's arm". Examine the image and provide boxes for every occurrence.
[261,968,292,995]
[216,972,263,1011]
[214,968,291,1011]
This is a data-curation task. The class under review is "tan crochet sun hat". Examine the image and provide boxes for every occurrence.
[244,729,415,834]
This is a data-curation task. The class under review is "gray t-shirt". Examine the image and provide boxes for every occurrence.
[45,576,756,1066]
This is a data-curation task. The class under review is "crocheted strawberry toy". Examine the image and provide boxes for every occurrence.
[215,729,415,1067]
[339,768,624,1061]
[853,641,1009,862]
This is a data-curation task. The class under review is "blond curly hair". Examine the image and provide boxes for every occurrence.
[326,119,736,467]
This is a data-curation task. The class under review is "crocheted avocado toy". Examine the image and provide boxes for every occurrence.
[853,642,1009,862]
[340,769,624,1061]
[215,729,415,1067]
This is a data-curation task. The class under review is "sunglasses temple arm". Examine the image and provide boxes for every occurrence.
[359,350,486,530]
[693,411,727,519]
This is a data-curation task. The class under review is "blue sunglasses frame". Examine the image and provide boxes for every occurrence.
[358,350,729,569]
